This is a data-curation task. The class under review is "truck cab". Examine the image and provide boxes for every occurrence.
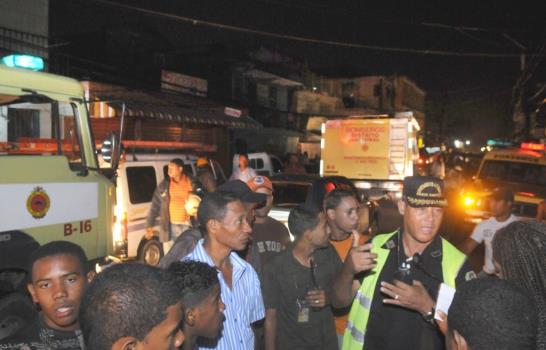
[0,66,117,339]
[461,143,546,224]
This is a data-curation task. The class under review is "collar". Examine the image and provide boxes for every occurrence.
[193,239,248,285]
[382,230,443,260]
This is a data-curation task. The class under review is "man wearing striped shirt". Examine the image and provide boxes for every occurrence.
[184,191,265,350]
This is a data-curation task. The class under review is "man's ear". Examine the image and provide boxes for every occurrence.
[185,307,196,327]
[397,199,406,216]
[452,330,468,350]
[207,219,219,235]
[302,228,313,242]
[111,337,138,350]
[326,208,336,221]
[27,283,38,304]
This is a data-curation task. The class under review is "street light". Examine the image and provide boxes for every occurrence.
[1,54,44,71]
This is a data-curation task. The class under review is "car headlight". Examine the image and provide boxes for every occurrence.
[464,196,475,207]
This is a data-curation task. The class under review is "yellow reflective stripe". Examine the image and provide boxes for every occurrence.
[355,290,372,309]
[346,320,365,344]
[343,231,398,350]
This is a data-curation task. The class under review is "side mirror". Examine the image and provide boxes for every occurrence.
[101,132,121,171]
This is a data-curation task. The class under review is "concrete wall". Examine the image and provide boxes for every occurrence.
[0,0,48,36]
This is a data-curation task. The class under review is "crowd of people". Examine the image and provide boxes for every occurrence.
[1,157,545,350]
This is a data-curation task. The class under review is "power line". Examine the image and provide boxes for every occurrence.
[88,0,537,58]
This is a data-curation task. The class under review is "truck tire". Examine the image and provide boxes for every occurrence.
[138,239,164,266]
[0,293,37,340]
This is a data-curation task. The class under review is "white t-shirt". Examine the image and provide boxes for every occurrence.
[471,214,518,274]
[229,167,257,183]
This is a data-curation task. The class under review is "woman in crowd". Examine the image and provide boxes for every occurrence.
[492,220,546,350]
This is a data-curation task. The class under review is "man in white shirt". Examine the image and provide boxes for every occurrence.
[230,154,257,183]
[461,187,517,275]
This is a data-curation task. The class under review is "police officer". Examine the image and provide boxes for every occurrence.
[331,176,474,350]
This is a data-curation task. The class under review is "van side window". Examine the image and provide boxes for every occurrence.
[250,158,264,170]
[126,166,157,204]
[271,157,283,173]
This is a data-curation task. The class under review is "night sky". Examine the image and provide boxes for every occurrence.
[51,0,545,145]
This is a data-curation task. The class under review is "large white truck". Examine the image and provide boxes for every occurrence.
[320,112,420,199]
[0,65,120,339]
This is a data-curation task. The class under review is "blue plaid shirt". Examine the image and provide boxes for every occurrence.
[184,239,265,350]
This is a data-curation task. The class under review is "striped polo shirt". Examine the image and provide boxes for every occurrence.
[169,175,192,224]
[184,239,265,350]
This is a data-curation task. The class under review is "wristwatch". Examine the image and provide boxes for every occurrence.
[422,307,435,323]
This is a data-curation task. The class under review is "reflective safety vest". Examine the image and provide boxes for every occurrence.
[342,231,467,350]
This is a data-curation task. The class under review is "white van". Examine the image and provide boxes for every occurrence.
[232,152,284,177]
[113,153,226,265]
[114,153,196,265]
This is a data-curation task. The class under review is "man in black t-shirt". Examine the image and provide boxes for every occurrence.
[0,241,94,350]
[263,204,342,350]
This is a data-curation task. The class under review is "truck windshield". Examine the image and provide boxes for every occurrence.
[479,160,546,186]
[0,94,83,169]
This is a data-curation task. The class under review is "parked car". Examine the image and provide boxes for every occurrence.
[268,174,380,236]
[233,152,284,176]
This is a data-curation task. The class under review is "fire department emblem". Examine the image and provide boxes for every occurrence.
[26,186,51,219]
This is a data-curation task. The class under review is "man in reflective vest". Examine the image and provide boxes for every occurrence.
[331,176,474,350]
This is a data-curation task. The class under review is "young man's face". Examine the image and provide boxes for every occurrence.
[167,162,183,181]
[28,254,90,331]
[327,196,359,234]
[215,201,253,251]
[194,284,225,338]
[489,198,512,218]
[239,155,249,170]
[137,301,185,350]
[254,188,273,218]
[398,201,443,244]
[309,212,330,248]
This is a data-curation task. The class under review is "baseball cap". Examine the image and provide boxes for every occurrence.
[217,180,267,203]
[196,157,208,167]
[489,187,514,202]
[403,176,447,208]
[247,176,273,192]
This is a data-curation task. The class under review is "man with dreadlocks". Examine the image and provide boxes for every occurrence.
[492,220,546,350]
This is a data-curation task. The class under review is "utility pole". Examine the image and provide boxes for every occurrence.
[503,33,528,142]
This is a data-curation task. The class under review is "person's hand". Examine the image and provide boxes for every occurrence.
[380,280,435,314]
[435,310,448,336]
[305,289,327,308]
[344,231,377,275]
[145,228,154,240]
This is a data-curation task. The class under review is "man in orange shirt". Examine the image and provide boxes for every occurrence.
[146,158,194,244]
[324,189,366,348]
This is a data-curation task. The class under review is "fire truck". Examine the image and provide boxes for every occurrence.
[0,65,119,339]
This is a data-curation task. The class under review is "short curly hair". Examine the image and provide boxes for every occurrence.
[79,263,182,350]
[168,260,219,308]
